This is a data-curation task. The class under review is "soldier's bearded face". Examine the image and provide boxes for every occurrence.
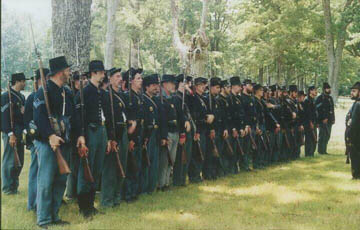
[246,84,253,93]
[325,88,331,94]
[351,89,359,100]
[111,72,122,88]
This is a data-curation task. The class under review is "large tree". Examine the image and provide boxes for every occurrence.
[321,0,359,101]
[104,0,120,69]
[52,0,92,72]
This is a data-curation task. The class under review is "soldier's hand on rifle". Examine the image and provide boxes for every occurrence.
[232,129,238,138]
[223,130,228,139]
[128,120,137,134]
[245,125,251,135]
[292,112,297,119]
[129,140,135,152]
[266,103,275,109]
[194,133,200,141]
[179,133,186,145]
[9,134,17,148]
[323,118,328,124]
[256,128,262,135]
[310,122,314,130]
[206,114,215,124]
[78,144,89,158]
[77,136,86,148]
[240,129,246,138]
[49,134,64,151]
[275,124,280,134]
[161,139,167,146]
[347,119,352,127]
[185,121,191,133]
[209,130,215,140]
[299,125,304,132]
[106,141,112,154]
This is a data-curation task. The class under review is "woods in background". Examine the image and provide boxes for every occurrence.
[1,0,359,99]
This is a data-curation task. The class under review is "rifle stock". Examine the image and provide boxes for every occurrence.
[142,144,151,168]
[127,149,139,174]
[248,129,257,151]
[235,137,244,156]
[211,139,220,158]
[283,129,291,149]
[81,156,94,183]
[224,138,234,156]
[193,140,204,162]
[115,148,126,178]
[7,83,22,168]
[180,144,187,165]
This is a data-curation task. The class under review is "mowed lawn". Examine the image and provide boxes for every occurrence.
[2,104,360,230]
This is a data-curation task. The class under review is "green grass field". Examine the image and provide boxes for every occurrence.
[2,105,359,230]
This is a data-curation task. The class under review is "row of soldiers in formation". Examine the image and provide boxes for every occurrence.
[1,55,341,229]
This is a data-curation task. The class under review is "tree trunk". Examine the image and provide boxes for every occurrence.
[322,0,354,102]
[52,0,92,73]
[258,66,263,85]
[104,0,120,69]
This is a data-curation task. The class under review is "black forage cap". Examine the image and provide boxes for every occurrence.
[194,77,208,85]
[210,77,221,87]
[230,76,241,86]
[288,84,298,92]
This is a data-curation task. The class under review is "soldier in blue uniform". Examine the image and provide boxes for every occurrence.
[142,74,161,193]
[188,77,213,183]
[158,74,186,190]
[123,68,144,201]
[241,79,260,169]
[33,56,74,228]
[65,71,81,200]
[75,60,109,217]
[303,86,318,157]
[203,77,222,180]
[24,68,49,211]
[268,85,282,163]
[101,67,130,207]
[173,74,192,186]
[316,82,335,155]
[253,84,279,168]
[1,73,27,195]
[348,82,360,179]
[296,90,306,158]
[216,79,233,174]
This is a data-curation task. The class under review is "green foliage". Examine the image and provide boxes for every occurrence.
[1,0,359,95]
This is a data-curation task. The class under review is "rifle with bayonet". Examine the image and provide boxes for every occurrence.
[29,18,70,175]
[7,82,22,168]
[180,65,188,165]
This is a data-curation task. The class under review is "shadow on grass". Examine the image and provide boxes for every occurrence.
[2,152,360,230]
